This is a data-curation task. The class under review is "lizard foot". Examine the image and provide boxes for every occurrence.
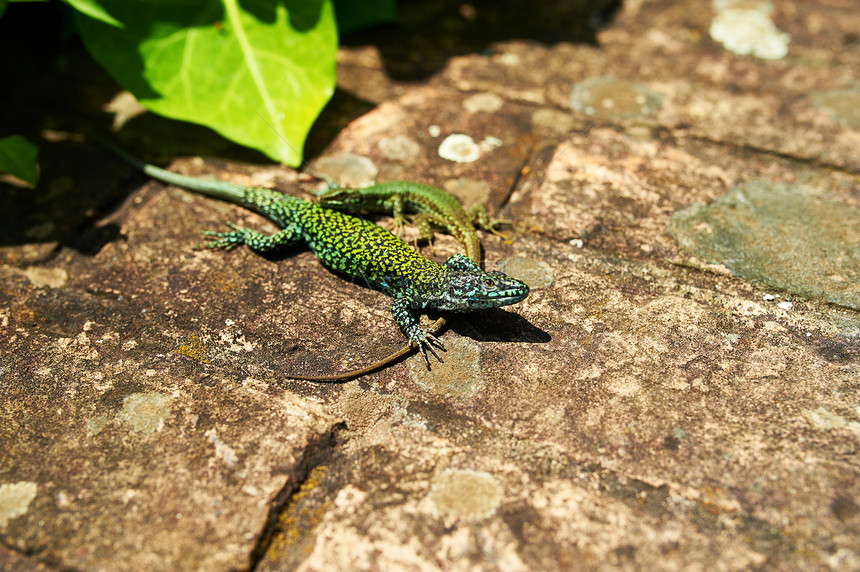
[482,218,511,241]
[196,222,246,250]
[409,329,446,368]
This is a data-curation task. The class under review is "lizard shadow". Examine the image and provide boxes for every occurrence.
[254,252,547,347]
[447,308,549,344]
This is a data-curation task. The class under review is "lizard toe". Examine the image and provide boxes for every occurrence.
[409,329,446,367]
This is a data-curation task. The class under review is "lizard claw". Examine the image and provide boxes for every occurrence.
[196,223,243,250]
[409,329,446,368]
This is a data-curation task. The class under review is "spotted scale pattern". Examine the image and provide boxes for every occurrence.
[131,162,529,355]
[317,180,507,263]
[219,187,448,296]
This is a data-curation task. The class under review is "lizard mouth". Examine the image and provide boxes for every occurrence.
[497,294,529,306]
[467,290,529,308]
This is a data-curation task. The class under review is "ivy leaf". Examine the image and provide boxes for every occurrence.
[62,0,124,28]
[0,135,39,186]
[74,0,337,166]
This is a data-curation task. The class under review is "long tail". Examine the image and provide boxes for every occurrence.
[97,136,250,204]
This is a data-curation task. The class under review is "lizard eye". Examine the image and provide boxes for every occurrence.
[483,277,497,289]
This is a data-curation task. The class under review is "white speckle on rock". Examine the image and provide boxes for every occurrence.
[0,481,38,527]
[427,125,441,137]
[206,428,239,468]
[438,134,481,163]
[479,135,503,152]
[710,1,790,60]
[777,301,793,310]
[463,92,504,114]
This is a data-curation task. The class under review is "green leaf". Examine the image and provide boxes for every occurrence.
[333,0,396,35]
[74,0,337,166]
[62,0,124,28]
[0,135,39,186]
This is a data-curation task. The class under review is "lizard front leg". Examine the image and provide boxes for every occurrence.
[468,204,510,236]
[384,194,410,237]
[198,222,302,253]
[390,297,445,366]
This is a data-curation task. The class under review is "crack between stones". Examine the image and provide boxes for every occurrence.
[247,421,346,571]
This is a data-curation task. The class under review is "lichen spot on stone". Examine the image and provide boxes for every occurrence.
[409,337,483,398]
[809,89,860,128]
[378,135,421,162]
[173,334,210,363]
[430,469,503,521]
[118,391,175,435]
[443,178,492,207]
[314,152,379,188]
[86,414,111,436]
[438,134,481,163]
[497,256,554,290]
[569,77,663,120]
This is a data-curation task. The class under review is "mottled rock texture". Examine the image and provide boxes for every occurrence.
[2,0,858,570]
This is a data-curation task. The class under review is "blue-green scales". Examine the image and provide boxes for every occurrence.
[108,148,529,372]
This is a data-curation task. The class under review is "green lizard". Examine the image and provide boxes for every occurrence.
[315,180,510,376]
[107,145,529,381]
[316,181,508,263]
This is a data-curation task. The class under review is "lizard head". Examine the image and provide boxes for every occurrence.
[316,187,361,207]
[429,254,529,311]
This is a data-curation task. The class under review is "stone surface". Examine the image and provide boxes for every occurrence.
[669,181,859,310]
[0,280,340,570]
[2,0,860,570]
